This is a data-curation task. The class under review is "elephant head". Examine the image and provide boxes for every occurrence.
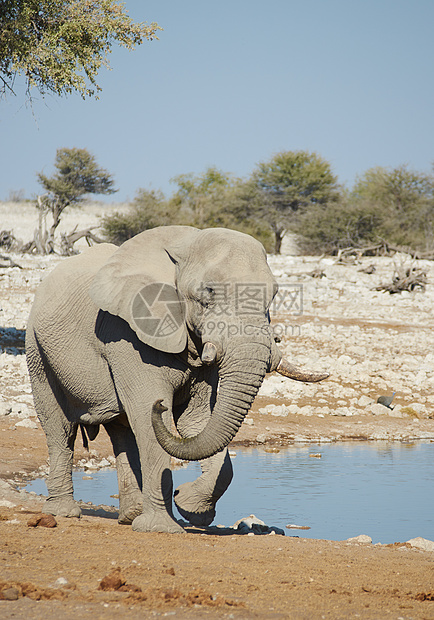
[90,226,328,462]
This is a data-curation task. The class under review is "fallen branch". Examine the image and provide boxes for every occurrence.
[0,230,17,250]
[60,227,105,256]
[358,264,376,274]
[336,241,389,261]
[376,265,427,294]
[336,239,434,261]
[0,253,22,269]
[377,238,434,260]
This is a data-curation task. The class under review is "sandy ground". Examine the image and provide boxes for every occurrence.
[1,202,434,618]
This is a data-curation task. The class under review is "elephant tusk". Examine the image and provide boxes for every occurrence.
[201,342,217,365]
[276,358,330,383]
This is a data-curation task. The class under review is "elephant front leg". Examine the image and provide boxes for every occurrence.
[174,448,233,526]
[104,417,143,525]
[172,375,232,526]
[125,404,185,534]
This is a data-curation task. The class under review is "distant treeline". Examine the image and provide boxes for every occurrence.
[101,151,434,255]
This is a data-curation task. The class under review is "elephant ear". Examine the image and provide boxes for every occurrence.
[89,226,200,353]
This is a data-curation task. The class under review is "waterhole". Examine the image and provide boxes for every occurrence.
[27,442,434,544]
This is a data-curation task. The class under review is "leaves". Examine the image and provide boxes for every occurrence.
[248,151,341,252]
[38,147,117,205]
[29,147,117,253]
[292,164,434,254]
[0,0,161,99]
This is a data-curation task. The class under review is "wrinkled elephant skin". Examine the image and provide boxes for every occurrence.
[26,226,324,533]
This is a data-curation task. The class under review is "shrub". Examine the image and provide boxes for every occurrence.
[101,189,178,245]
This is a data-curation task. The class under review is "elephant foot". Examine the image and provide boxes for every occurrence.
[43,496,82,518]
[174,481,217,527]
[175,504,216,527]
[131,512,185,534]
[118,497,143,525]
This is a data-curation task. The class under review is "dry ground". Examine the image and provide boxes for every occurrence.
[1,413,434,619]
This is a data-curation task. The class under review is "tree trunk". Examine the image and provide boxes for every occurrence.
[274,228,285,254]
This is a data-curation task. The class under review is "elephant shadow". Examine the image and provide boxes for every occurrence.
[78,502,252,536]
[78,503,119,520]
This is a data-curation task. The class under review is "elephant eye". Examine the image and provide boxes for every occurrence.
[203,287,215,304]
[196,284,215,307]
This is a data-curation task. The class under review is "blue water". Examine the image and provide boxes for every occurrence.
[27,442,434,544]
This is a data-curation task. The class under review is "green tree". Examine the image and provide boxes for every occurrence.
[101,188,176,245]
[169,168,274,248]
[102,167,275,251]
[291,193,384,254]
[291,164,434,254]
[250,150,341,253]
[352,165,434,250]
[169,167,234,228]
[34,147,117,253]
[0,0,160,99]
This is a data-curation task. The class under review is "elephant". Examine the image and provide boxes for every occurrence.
[26,226,328,533]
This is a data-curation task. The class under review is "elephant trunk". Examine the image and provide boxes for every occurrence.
[152,338,270,461]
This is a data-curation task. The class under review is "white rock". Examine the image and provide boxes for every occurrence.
[10,403,32,418]
[337,354,356,366]
[0,499,15,508]
[358,395,374,407]
[0,402,12,416]
[258,404,288,416]
[14,418,38,429]
[332,407,352,416]
[234,514,266,529]
[369,403,389,416]
[257,382,278,397]
[51,577,68,587]
[346,534,372,544]
[232,514,284,536]
[411,403,428,417]
[298,405,314,416]
[406,537,434,552]
[388,406,405,418]
[0,480,14,493]
[370,431,390,440]
[270,405,290,417]
[287,404,301,414]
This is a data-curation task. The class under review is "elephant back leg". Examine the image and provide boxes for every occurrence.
[104,416,143,525]
[26,332,81,517]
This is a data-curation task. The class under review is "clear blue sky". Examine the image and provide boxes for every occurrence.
[1,0,433,202]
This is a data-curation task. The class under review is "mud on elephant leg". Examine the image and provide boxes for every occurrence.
[174,449,233,526]
[104,417,143,525]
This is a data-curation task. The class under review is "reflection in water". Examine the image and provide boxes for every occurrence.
[26,442,434,544]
